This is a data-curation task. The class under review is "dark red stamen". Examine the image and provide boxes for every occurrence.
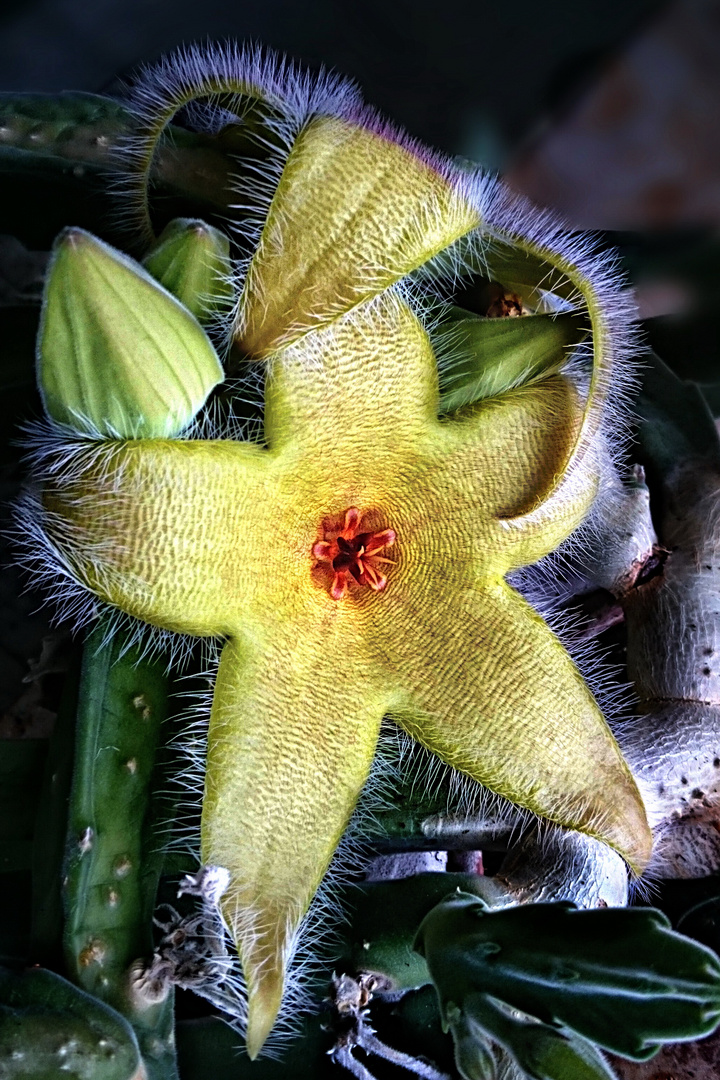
[312,507,396,600]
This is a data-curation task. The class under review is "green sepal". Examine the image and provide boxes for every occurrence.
[436,309,587,413]
[415,893,720,1061]
[0,965,141,1080]
[143,218,234,322]
[458,994,617,1080]
[38,227,224,436]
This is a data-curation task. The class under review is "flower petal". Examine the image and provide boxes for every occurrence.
[201,634,390,1057]
[391,579,652,873]
[435,375,595,570]
[264,296,440,453]
[40,438,269,636]
[237,116,479,357]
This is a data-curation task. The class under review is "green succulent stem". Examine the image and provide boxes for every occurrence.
[31,647,82,967]
[0,92,131,170]
[338,874,511,992]
[63,620,178,1080]
[0,91,264,234]
[0,966,142,1080]
[416,892,720,1069]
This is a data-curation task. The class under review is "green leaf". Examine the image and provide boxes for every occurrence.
[415,893,720,1062]
[436,309,587,413]
[143,217,234,322]
[0,966,141,1080]
[38,227,224,436]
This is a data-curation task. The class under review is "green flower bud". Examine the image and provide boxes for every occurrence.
[143,217,234,322]
[450,1011,497,1080]
[38,227,224,437]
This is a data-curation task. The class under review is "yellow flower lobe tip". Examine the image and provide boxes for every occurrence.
[541,737,652,875]
[611,790,654,876]
[245,970,285,1060]
[237,115,479,357]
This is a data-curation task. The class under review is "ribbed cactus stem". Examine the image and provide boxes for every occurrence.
[0,92,130,166]
[0,966,143,1080]
[63,620,178,1080]
[0,91,262,222]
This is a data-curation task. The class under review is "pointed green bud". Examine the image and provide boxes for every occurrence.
[436,309,587,414]
[38,227,224,437]
[143,217,234,322]
[450,1011,497,1080]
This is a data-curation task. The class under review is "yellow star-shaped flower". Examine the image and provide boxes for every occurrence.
[29,82,650,1058]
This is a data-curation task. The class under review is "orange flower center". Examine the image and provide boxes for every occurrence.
[312,507,396,600]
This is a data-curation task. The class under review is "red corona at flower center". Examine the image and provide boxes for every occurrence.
[312,507,396,601]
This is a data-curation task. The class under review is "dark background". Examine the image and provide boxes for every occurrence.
[3,0,720,236]
[0,0,662,155]
[2,0,714,230]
